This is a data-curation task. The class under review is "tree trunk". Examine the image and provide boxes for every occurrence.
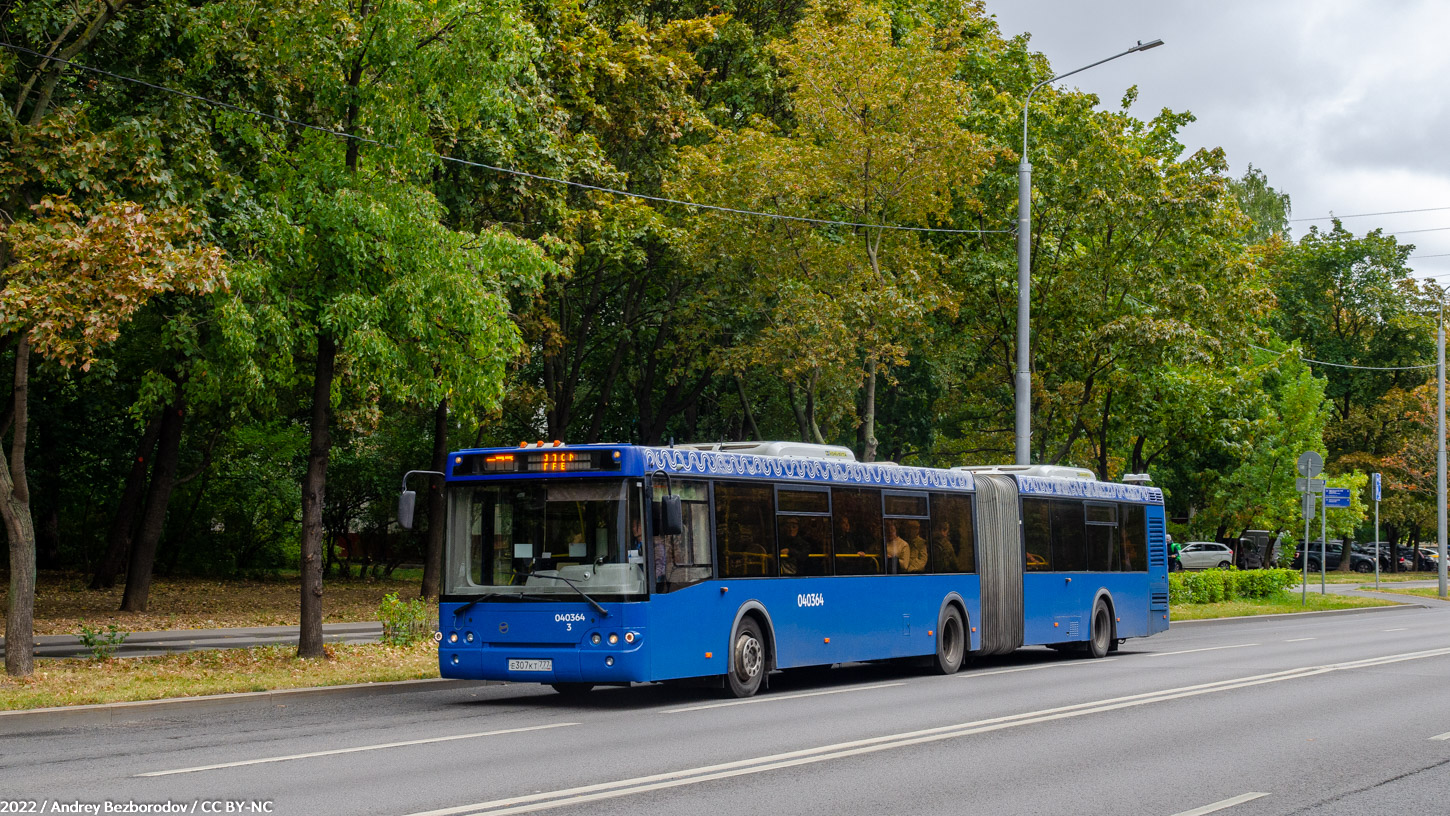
[734,375,761,442]
[92,413,164,589]
[859,358,878,462]
[421,398,447,599]
[3,337,36,677]
[298,334,336,659]
[786,382,811,442]
[120,399,186,612]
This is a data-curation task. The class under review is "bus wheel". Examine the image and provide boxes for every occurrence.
[1086,602,1112,659]
[932,607,966,675]
[551,683,594,697]
[727,619,766,698]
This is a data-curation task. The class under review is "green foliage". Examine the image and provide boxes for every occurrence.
[76,622,130,660]
[1168,568,1299,605]
[378,592,435,646]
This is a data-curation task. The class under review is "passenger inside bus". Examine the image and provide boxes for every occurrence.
[884,520,911,573]
[931,521,959,572]
[902,520,928,572]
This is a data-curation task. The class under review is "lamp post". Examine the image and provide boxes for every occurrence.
[1015,39,1164,465]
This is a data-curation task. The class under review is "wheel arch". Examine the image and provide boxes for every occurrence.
[730,600,778,672]
[936,592,973,651]
[1091,588,1118,641]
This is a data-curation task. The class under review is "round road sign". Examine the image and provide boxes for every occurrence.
[1297,451,1323,478]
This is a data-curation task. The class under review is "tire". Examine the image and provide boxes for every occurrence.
[1085,601,1112,659]
[932,607,966,675]
[1216,561,1230,570]
[550,683,594,697]
[1354,560,1372,573]
[1307,560,1320,572]
[727,618,766,698]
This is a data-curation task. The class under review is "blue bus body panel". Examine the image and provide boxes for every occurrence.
[1021,573,1151,643]
[440,576,984,684]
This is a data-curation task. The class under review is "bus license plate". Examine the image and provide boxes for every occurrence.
[508,659,552,672]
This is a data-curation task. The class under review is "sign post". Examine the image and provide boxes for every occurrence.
[1323,487,1352,594]
[1372,473,1382,589]
[1297,452,1324,605]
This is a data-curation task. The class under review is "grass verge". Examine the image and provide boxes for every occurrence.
[1,572,422,636]
[1170,591,1400,621]
[1303,571,1441,584]
[0,641,440,711]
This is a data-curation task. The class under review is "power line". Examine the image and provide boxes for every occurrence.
[1389,226,1450,236]
[1291,206,1450,223]
[1,43,1012,237]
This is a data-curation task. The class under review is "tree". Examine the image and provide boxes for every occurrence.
[0,197,224,676]
[671,0,993,459]
[193,0,553,656]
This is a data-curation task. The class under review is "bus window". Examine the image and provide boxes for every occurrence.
[777,487,829,577]
[716,482,775,577]
[652,480,712,592]
[1084,502,1117,572]
[832,487,882,575]
[1119,503,1146,571]
[1051,500,1087,571]
[929,493,975,573]
[1022,498,1051,571]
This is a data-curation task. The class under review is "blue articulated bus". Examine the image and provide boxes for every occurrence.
[398,441,1168,698]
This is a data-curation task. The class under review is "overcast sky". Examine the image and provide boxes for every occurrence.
[987,1,1450,282]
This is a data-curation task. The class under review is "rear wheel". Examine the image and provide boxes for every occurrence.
[932,607,966,675]
[1217,560,1231,570]
[727,619,766,698]
[550,683,594,697]
[1354,560,1372,573]
[1307,559,1321,572]
[1085,601,1112,659]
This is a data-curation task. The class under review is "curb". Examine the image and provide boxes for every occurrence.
[0,677,490,736]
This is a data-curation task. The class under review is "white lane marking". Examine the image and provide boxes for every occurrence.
[402,647,1450,816]
[1384,628,1409,632]
[663,682,906,713]
[960,658,1118,678]
[1168,792,1271,816]
[1285,637,1316,642]
[1146,644,1259,658]
[136,722,578,777]
[1429,731,1450,741]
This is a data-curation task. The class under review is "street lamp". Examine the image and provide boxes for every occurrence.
[1014,39,1164,465]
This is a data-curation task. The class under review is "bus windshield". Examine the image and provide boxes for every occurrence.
[444,479,647,598]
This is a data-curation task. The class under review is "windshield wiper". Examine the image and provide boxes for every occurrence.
[450,592,555,616]
[528,573,609,617]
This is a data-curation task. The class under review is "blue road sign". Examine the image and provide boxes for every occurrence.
[1372,472,1382,502]
[1324,487,1351,508]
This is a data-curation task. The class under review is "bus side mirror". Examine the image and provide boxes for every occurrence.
[398,490,417,530]
[657,495,684,536]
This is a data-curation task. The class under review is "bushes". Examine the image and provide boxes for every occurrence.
[378,592,435,646]
[1169,568,1299,605]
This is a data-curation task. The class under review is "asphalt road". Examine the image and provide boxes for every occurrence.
[4,604,1450,816]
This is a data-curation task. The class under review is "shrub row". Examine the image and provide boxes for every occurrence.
[1168,568,1299,605]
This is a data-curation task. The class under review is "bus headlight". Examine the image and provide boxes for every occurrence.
[591,633,601,645]
[465,631,474,643]
[449,632,458,643]
[608,633,619,645]
[605,657,615,667]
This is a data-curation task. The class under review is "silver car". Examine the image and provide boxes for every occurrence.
[1177,541,1234,571]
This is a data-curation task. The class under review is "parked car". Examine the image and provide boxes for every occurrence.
[1176,541,1235,571]
[1292,540,1376,573]
[1357,542,1414,572]
[1419,548,1441,571]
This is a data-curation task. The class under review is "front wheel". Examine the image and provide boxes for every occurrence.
[932,607,966,675]
[727,619,766,698]
[1354,560,1372,573]
[1217,561,1231,570]
[1307,559,1320,572]
[1085,601,1112,659]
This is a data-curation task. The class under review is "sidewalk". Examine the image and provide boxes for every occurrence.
[0,621,383,659]
[1289,578,1450,607]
